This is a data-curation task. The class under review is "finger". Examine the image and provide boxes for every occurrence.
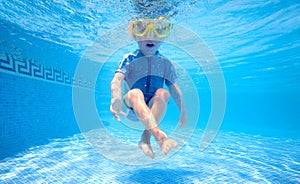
[110,109,120,121]
[178,119,186,129]
[113,112,121,122]
[179,123,186,129]
[178,122,183,128]
[119,111,127,116]
[114,114,121,122]
[110,105,115,114]
[116,116,121,122]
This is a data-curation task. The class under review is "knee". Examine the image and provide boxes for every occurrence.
[155,88,170,102]
[127,88,144,101]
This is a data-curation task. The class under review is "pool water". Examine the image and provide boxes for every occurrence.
[1,0,300,183]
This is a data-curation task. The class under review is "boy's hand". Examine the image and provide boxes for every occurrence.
[110,97,123,122]
[178,112,188,128]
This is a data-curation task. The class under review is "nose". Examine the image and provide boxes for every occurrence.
[145,30,155,39]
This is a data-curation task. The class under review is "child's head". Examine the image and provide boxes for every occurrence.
[128,16,171,55]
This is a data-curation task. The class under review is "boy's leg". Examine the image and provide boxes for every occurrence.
[124,89,155,158]
[148,88,178,154]
[139,129,154,159]
[149,88,170,122]
[141,88,172,150]
[125,88,178,155]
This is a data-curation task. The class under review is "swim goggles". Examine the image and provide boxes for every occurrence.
[131,16,171,38]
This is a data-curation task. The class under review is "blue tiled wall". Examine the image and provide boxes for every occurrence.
[0,53,86,160]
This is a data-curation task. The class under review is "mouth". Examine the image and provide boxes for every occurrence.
[146,42,155,48]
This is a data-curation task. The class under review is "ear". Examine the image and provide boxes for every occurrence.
[128,22,134,38]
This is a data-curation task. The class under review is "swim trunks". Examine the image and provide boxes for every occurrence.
[123,96,154,121]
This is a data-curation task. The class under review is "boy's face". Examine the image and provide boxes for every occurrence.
[138,40,161,56]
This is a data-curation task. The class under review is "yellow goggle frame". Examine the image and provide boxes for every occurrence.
[131,17,171,38]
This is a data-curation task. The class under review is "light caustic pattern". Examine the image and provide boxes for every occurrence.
[72,23,226,165]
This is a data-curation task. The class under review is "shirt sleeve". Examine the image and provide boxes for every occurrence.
[164,60,177,86]
[116,54,129,75]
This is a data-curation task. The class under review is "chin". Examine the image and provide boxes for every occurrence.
[144,51,155,56]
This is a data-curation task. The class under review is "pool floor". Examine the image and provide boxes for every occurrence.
[1,125,299,183]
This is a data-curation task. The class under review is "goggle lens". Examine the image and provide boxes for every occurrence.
[133,21,149,35]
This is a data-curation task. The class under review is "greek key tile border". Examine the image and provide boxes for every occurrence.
[0,51,93,89]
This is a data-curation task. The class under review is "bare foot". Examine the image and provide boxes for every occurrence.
[159,138,178,155]
[139,141,154,159]
[150,127,179,155]
[139,130,154,159]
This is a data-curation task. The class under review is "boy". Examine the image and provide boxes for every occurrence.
[110,16,188,159]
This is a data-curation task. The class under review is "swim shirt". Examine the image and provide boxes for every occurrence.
[116,49,177,100]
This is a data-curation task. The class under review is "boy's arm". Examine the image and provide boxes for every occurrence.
[169,83,188,128]
[110,72,125,121]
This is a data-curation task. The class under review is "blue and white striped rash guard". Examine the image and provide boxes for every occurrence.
[116,49,177,102]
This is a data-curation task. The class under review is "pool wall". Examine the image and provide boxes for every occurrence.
[0,21,83,160]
